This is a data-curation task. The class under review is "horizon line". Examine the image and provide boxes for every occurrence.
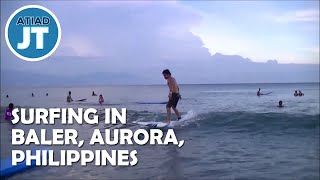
[1,82,319,89]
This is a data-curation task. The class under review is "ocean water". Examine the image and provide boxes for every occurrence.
[1,83,319,179]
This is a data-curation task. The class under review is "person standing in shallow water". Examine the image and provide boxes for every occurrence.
[5,103,14,120]
[67,91,73,103]
[162,69,182,124]
[257,88,263,96]
[99,95,104,104]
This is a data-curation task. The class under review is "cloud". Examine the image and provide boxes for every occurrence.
[273,9,319,23]
[49,1,206,61]
[55,35,106,57]
[298,47,319,54]
[1,0,210,77]
[191,30,253,57]
[296,47,320,64]
[79,0,178,8]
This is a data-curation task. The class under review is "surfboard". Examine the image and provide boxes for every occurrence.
[76,98,87,102]
[264,92,272,95]
[132,110,196,128]
[0,148,49,177]
[133,121,171,128]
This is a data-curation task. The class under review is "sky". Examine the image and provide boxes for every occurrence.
[0,0,319,85]
[184,1,319,64]
[1,0,319,65]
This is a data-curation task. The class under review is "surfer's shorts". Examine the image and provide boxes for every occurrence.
[166,93,180,108]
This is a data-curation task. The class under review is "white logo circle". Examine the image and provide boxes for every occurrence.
[5,5,61,62]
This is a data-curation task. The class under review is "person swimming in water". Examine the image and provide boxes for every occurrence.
[277,100,284,108]
[4,103,14,120]
[298,90,304,96]
[99,95,104,104]
[92,91,97,96]
[294,90,298,96]
[32,93,34,97]
[67,91,73,103]
[6,95,9,98]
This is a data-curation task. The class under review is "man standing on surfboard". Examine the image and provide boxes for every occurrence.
[162,69,182,123]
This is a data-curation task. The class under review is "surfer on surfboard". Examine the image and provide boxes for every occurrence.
[162,69,182,124]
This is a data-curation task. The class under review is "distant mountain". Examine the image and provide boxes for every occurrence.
[266,60,278,64]
[1,53,319,87]
[212,53,253,64]
[163,53,319,84]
